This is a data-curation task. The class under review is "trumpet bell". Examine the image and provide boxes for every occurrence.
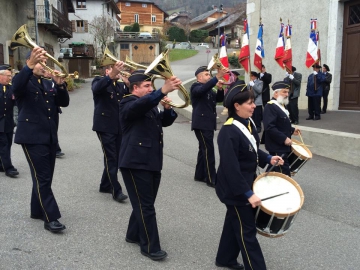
[145,49,190,108]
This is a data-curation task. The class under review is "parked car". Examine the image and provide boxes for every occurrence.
[197,43,209,49]
[178,42,194,49]
[138,32,152,39]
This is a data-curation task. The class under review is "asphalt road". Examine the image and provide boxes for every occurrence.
[1,80,360,270]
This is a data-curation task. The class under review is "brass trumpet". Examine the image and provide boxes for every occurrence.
[100,47,132,78]
[145,49,190,108]
[10,24,78,79]
[207,53,237,85]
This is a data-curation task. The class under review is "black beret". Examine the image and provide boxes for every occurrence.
[195,66,208,76]
[292,66,296,72]
[223,80,247,108]
[0,64,11,71]
[128,73,152,84]
[250,71,258,78]
[272,81,290,91]
[312,64,321,69]
[323,64,330,72]
[131,69,146,75]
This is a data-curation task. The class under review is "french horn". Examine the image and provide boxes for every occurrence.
[10,24,78,79]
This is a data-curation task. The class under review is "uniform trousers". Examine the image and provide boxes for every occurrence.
[0,132,15,172]
[287,97,299,122]
[252,106,263,131]
[216,204,267,270]
[308,96,321,118]
[194,129,216,184]
[22,143,61,222]
[97,132,123,197]
[322,89,330,112]
[120,168,161,254]
[267,151,291,177]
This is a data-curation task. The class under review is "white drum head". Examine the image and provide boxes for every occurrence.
[291,143,311,158]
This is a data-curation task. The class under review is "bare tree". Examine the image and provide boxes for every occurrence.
[89,15,115,58]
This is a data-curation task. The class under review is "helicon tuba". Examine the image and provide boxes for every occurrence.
[10,24,78,79]
[145,49,190,108]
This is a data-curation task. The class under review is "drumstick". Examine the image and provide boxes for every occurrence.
[246,192,289,205]
[298,131,305,145]
[264,153,285,177]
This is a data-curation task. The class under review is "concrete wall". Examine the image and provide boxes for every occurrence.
[246,0,344,110]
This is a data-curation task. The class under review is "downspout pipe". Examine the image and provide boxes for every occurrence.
[34,0,39,43]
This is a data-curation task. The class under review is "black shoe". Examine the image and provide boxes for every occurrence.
[215,261,245,269]
[114,192,128,202]
[56,152,65,158]
[306,116,313,120]
[125,237,140,246]
[30,214,44,221]
[194,178,206,182]
[141,250,168,261]
[321,110,326,114]
[294,121,299,125]
[206,182,215,188]
[44,220,66,233]
[314,116,321,120]
[5,170,19,177]
[0,167,4,172]
[99,188,112,194]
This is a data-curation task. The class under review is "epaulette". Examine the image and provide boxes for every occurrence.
[94,75,103,77]
[224,117,234,125]
[267,100,275,104]
[122,94,133,98]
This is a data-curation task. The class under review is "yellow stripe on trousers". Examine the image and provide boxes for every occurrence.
[199,131,212,183]
[234,206,254,270]
[129,169,151,254]
[98,133,115,197]
[23,145,50,222]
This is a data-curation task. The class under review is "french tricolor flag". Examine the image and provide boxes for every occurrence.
[305,19,319,68]
[254,24,264,71]
[238,19,250,73]
[283,24,292,71]
[219,33,230,81]
[274,22,285,69]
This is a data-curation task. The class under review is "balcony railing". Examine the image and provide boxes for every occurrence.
[114,32,160,42]
[37,5,72,38]
[104,13,121,32]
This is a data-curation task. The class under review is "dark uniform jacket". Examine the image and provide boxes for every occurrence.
[322,72,332,92]
[263,98,295,153]
[92,76,128,134]
[216,115,269,206]
[0,84,15,133]
[284,72,302,99]
[306,72,325,97]
[190,77,224,131]
[118,90,177,171]
[12,66,70,145]
[260,72,272,104]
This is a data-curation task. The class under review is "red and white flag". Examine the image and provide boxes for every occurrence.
[283,24,292,71]
[274,22,285,69]
[219,45,230,81]
[254,24,264,71]
[238,19,250,73]
[305,19,319,68]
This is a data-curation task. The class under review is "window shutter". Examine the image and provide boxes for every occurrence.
[71,20,76,32]
[84,20,88,32]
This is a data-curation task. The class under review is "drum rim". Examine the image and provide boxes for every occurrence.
[253,172,305,218]
[291,139,313,159]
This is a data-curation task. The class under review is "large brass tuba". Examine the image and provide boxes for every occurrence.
[10,24,78,79]
[145,49,190,108]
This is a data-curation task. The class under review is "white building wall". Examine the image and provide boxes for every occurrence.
[247,0,344,111]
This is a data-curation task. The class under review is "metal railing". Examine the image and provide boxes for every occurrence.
[37,5,72,37]
[114,32,160,42]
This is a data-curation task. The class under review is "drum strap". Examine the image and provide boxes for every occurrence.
[233,119,258,153]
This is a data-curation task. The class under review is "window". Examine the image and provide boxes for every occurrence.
[111,9,114,17]
[142,4,147,8]
[134,14,139,23]
[57,0,63,13]
[349,4,360,25]
[125,2,130,6]
[76,20,85,32]
[120,44,129,50]
[151,15,156,22]
[77,1,86,8]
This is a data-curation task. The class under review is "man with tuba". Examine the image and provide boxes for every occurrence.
[191,66,228,188]
[12,47,69,233]
[119,71,180,261]
[91,58,129,203]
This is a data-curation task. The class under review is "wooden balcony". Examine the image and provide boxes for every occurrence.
[37,5,72,38]
[114,32,160,43]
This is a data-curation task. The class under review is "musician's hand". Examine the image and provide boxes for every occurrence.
[161,76,182,94]
[52,70,65,85]
[289,74,294,80]
[313,71,318,75]
[108,61,124,79]
[293,127,301,136]
[248,194,262,208]
[216,80,224,89]
[27,47,47,69]
[121,75,130,87]
[284,137,292,146]
[270,156,284,166]
[161,96,172,109]
[216,67,229,80]
[260,73,264,78]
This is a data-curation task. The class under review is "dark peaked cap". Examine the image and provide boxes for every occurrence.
[128,73,152,84]
[0,64,11,71]
[271,81,290,91]
[223,80,247,108]
[195,66,208,76]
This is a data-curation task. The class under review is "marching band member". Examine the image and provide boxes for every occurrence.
[190,66,227,187]
[119,72,180,261]
[263,81,301,177]
[12,47,69,233]
[215,80,284,270]
[91,61,128,203]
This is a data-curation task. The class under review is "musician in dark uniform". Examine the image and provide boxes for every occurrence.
[92,61,128,202]
[306,64,325,120]
[215,80,284,270]
[190,66,228,187]
[0,64,18,177]
[12,47,69,232]
[263,81,301,177]
[119,73,180,261]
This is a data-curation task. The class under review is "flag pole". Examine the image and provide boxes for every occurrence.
[248,18,252,81]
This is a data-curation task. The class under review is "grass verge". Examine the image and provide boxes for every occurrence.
[168,49,198,62]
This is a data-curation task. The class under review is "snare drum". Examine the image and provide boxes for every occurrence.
[288,139,312,176]
[253,172,304,238]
